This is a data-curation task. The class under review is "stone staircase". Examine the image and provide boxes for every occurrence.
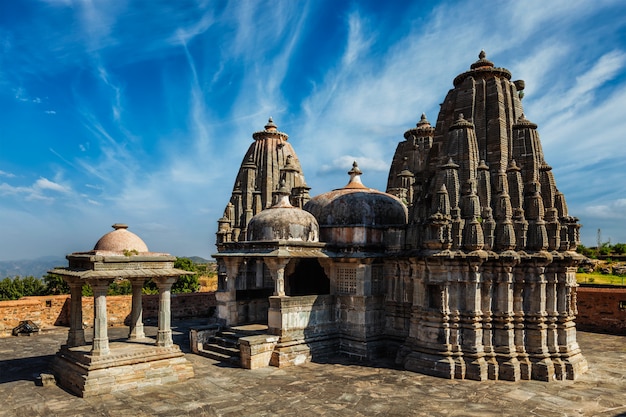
[191,324,269,367]
[198,329,242,365]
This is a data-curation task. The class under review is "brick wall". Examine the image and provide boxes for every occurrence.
[0,292,216,337]
[1,287,623,337]
[576,286,626,335]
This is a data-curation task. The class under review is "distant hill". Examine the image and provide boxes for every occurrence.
[186,256,214,264]
[0,256,66,279]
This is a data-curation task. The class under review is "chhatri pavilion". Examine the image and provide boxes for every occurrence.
[49,224,194,397]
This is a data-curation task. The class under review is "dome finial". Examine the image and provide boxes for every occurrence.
[112,223,128,230]
[272,179,293,208]
[345,161,365,188]
[265,117,277,131]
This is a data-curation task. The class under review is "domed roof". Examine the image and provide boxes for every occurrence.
[247,183,319,242]
[304,162,408,227]
[93,224,149,252]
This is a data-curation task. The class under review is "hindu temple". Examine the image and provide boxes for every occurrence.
[211,51,588,381]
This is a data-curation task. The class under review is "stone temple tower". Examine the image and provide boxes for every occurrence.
[216,118,311,245]
[390,51,587,381]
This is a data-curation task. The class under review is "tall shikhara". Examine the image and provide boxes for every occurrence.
[389,52,587,381]
[216,118,311,245]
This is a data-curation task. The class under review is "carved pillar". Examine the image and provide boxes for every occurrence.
[66,277,85,347]
[265,257,290,296]
[255,260,264,288]
[153,276,177,347]
[128,278,146,339]
[513,277,531,379]
[461,259,487,381]
[524,259,555,381]
[492,261,520,381]
[89,278,113,356]
[215,257,241,326]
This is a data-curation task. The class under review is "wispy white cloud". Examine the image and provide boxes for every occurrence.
[319,155,390,175]
[0,170,15,178]
[581,199,626,220]
[0,176,71,202]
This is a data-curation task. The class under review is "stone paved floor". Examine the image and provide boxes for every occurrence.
[0,321,624,417]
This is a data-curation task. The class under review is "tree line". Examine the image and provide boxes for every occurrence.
[0,257,201,301]
[577,243,626,259]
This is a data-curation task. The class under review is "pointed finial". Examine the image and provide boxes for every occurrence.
[348,161,362,176]
[265,117,277,131]
[479,50,486,59]
[416,113,431,127]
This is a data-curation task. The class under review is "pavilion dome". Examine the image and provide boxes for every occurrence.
[93,224,149,253]
[247,183,319,242]
[304,162,408,228]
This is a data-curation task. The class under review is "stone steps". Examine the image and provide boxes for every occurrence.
[197,326,268,366]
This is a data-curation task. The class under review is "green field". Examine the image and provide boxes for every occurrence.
[576,272,626,286]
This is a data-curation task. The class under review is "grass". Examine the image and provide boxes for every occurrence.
[576,272,626,286]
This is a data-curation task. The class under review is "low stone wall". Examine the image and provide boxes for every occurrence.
[0,292,216,337]
[576,285,626,335]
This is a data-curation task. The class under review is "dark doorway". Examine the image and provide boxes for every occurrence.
[287,259,330,296]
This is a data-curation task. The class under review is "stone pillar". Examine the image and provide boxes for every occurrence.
[266,257,291,338]
[89,278,113,356]
[461,260,487,381]
[255,260,264,288]
[513,278,531,380]
[153,276,177,347]
[128,278,145,339]
[66,277,85,347]
[265,257,290,296]
[492,262,520,381]
[523,256,555,381]
[216,258,241,326]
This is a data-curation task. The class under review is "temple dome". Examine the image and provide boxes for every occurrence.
[247,183,319,242]
[305,162,408,228]
[93,224,149,253]
[304,162,407,249]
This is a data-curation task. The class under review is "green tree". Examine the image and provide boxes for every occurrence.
[172,257,200,293]
[142,257,200,294]
[0,276,47,300]
[612,243,626,255]
[43,273,69,295]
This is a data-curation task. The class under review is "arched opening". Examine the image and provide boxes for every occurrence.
[286,259,330,296]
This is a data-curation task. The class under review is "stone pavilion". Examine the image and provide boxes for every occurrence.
[49,224,195,396]
[211,51,588,381]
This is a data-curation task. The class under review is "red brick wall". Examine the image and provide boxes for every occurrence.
[2,287,623,336]
[0,292,216,337]
[576,286,626,335]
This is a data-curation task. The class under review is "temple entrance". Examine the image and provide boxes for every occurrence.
[286,259,330,296]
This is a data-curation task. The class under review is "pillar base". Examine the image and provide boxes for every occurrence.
[562,353,589,380]
[403,351,457,379]
[52,340,194,397]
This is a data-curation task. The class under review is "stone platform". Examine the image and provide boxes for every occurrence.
[51,337,194,397]
[1,320,624,416]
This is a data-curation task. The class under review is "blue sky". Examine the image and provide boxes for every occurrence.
[1,0,625,261]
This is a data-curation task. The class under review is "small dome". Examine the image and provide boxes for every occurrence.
[247,183,319,242]
[304,162,408,228]
[93,224,149,252]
